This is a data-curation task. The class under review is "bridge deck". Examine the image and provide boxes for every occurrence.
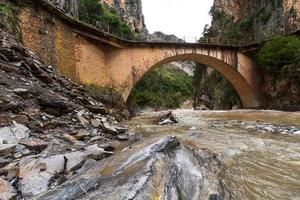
[37,0,300,50]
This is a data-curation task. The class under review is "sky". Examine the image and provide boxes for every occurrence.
[141,0,214,40]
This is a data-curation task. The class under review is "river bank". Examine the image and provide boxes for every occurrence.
[35,109,300,199]
[125,109,300,200]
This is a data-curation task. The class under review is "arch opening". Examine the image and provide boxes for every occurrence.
[125,53,261,109]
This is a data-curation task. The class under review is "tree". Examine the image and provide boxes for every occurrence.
[257,36,300,75]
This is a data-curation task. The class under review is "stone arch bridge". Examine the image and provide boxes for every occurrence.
[15,0,268,108]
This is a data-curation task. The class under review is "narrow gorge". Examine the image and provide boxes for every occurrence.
[0,0,299,199]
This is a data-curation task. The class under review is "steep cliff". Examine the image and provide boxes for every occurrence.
[47,0,147,36]
[198,0,300,111]
[99,0,147,35]
[208,0,300,39]
[48,0,79,17]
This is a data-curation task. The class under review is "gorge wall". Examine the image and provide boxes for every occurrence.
[209,0,300,39]
[47,0,147,36]
[196,0,300,111]
[48,0,79,17]
[99,0,148,36]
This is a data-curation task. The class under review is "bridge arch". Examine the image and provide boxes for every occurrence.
[106,47,264,109]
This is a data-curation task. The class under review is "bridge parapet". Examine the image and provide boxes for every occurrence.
[39,0,300,48]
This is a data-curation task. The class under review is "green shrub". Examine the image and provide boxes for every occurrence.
[0,4,22,41]
[225,26,241,39]
[257,36,300,75]
[239,16,253,32]
[193,65,241,110]
[259,11,272,24]
[78,0,134,39]
[128,65,194,110]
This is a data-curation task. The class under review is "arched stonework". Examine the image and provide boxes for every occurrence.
[16,2,266,109]
[105,46,265,109]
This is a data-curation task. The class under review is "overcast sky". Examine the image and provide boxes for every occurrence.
[142,0,214,40]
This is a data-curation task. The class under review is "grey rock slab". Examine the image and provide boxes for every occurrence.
[33,136,179,200]
[0,158,10,167]
[0,127,18,144]
[159,118,175,125]
[19,170,54,199]
[0,122,30,156]
[90,118,101,128]
[116,133,129,141]
[115,126,128,134]
[102,122,118,135]
[73,129,90,140]
[18,146,107,198]
[19,138,48,151]
[9,88,29,94]
[76,110,89,127]
[10,121,30,141]
[0,144,17,156]
[33,136,230,200]
[294,130,300,135]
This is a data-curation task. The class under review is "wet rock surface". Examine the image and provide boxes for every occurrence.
[0,28,133,198]
[34,136,230,200]
[127,110,300,200]
[155,111,179,125]
[245,123,300,135]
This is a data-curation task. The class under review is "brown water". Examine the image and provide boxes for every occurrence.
[126,109,300,200]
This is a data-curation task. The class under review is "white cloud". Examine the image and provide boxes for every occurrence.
[142,0,213,40]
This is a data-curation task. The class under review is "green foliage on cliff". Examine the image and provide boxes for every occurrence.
[257,36,300,75]
[128,65,194,111]
[0,3,22,42]
[78,0,134,39]
[192,64,241,110]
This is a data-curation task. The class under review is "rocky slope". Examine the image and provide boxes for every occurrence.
[0,28,134,199]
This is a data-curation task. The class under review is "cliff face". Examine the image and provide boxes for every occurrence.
[210,0,300,39]
[48,0,79,17]
[47,0,147,35]
[203,0,300,111]
[100,0,148,35]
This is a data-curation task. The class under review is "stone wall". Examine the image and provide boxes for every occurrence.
[17,1,113,87]
[74,36,109,87]
[18,3,78,81]
[18,6,57,66]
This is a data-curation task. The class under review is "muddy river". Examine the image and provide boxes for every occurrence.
[126,109,300,200]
